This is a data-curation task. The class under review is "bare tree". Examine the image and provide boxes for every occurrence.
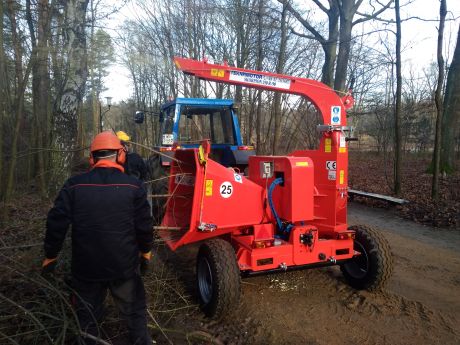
[440,24,460,173]
[50,0,89,189]
[26,0,52,197]
[394,0,402,196]
[0,0,6,199]
[5,0,34,202]
[279,0,393,92]
[272,1,288,154]
[432,0,447,199]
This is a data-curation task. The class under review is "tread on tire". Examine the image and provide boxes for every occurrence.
[196,238,241,319]
[340,224,393,291]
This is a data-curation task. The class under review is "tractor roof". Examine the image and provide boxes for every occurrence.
[161,98,234,110]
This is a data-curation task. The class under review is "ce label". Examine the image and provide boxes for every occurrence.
[326,161,336,170]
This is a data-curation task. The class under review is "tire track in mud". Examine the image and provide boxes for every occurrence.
[241,267,459,345]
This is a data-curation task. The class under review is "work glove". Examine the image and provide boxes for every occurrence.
[139,251,152,276]
[41,257,57,276]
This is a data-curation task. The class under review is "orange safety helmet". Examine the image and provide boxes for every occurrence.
[89,131,126,166]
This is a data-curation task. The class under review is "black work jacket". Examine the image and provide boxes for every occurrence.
[45,167,153,281]
[124,152,148,180]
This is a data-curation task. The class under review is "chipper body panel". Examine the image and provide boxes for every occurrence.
[159,146,355,273]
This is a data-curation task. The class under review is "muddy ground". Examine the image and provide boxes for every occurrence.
[154,202,460,345]
[1,199,459,345]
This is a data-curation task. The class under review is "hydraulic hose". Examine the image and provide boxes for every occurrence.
[267,178,293,239]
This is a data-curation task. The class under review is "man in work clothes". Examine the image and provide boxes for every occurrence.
[42,131,153,344]
[116,130,148,181]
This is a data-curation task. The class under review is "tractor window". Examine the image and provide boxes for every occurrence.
[178,106,236,145]
[159,106,175,146]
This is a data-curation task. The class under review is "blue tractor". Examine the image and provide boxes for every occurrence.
[135,98,256,222]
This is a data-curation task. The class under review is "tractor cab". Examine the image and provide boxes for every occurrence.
[156,98,254,169]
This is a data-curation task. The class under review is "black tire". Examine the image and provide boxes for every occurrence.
[340,225,393,291]
[196,239,241,319]
[147,155,169,225]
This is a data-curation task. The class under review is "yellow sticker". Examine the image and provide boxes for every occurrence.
[325,138,332,153]
[211,69,225,77]
[339,170,344,185]
[205,180,213,196]
[339,147,347,153]
[296,162,309,167]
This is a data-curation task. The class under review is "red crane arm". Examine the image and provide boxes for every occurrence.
[174,57,354,126]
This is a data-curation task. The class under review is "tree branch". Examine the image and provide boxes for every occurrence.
[290,27,321,41]
[312,0,329,14]
[277,0,326,44]
[353,0,394,26]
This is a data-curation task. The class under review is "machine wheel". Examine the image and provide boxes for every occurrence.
[196,238,241,319]
[340,225,393,291]
[147,155,169,225]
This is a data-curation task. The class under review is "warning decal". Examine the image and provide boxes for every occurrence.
[325,138,332,153]
[211,68,225,77]
[234,173,243,183]
[331,106,341,125]
[205,180,213,196]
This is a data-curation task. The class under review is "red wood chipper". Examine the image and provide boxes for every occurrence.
[157,57,393,318]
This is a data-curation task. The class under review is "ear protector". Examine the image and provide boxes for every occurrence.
[117,147,127,165]
[89,148,126,166]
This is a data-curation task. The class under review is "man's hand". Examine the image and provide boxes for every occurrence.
[139,251,152,276]
[41,257,57,275]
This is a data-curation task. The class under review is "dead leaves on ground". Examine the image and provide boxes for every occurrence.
[349,152,459,228]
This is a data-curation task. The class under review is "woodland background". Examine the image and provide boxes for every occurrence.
[0,0,459,218]
[0,1,459,344]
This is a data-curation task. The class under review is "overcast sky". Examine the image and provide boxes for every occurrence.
[101,0,460,103]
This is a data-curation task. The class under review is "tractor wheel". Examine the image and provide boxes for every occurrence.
[196,239,241,319]
[147,155,168,225]
[340,225,393,291]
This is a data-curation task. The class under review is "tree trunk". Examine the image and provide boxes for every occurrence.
[50,0,89,190]
[89,0,99,136]
[272,2,288,155]
[234,0,245,107]
[0,0,5,199]
[254,0,265,152]
[248,0,265,146]
[334,0,354,93]
[440,24,460,173]
[27,0,51,197]
[5,0,34,202]
[394,0,402,196]
[323,1,339,87]
[432,0,447,199]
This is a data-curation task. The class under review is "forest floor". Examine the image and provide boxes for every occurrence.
[0,153,459,344]
[348,151,459,228]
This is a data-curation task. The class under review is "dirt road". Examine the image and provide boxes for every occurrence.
[162,203,460,345]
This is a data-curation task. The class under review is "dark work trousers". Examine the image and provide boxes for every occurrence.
[72,274,151,345]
